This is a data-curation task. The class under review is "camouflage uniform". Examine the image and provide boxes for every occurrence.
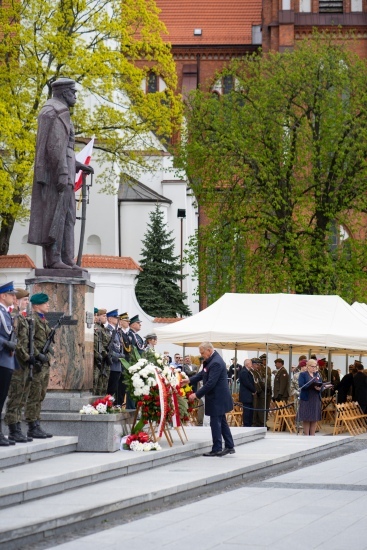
[4,311,31,426]
[93,323,110,395]
[24,314,52,423]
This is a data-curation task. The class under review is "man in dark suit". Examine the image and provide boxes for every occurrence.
[239,359,256,427]
[184,342,235,457]
[353,363,367,413]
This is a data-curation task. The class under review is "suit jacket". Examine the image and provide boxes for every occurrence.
[239,367,256,404]
[190,350,233,416]
[298,371,323,401]
[353,372,367,411]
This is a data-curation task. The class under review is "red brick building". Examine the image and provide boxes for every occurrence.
[156,1,367,89]
[155,0,262,96]
[262,0,367,55]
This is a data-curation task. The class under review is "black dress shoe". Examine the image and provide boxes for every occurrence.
[217,448,235,456]
[203,450,222,457]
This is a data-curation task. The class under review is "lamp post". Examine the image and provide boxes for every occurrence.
[177,209,186,291]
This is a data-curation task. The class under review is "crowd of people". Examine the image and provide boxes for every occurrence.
[0,281,54,446]
[225,354,367,435]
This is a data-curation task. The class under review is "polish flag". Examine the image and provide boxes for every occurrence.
[74,136,94,192]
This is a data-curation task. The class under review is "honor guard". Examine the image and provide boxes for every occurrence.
[106,310,124,404]
[129,315,145,355]
[93,308,110,395]
[0,282,18,446]
[25,293,54,439]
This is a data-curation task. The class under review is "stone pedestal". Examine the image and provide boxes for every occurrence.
[25,273,95,391]
[40,392,135,452]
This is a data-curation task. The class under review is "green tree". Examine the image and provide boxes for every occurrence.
[178,31,367,304]
[135,205,191,317]
[0,0,182,254]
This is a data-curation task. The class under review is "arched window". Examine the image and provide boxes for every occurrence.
[86,235,101,255]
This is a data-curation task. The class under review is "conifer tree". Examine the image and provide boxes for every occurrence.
[135,205,191,317]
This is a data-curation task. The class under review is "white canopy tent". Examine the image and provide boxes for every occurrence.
[155,293,367,355]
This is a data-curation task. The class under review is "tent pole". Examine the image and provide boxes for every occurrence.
[308,349,312,359]
[264,343,269,428]
[233,348,238,395]
[288,345,293,378]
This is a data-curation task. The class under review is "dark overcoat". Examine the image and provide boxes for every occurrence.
[28,98,75,246]
[239,367,256,404]
[190,351,233,416]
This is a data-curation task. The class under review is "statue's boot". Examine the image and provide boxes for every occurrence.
[48,261,72,269]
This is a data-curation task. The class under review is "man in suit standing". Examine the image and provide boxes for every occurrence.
[239,359,256,427]
[183,342,235,456]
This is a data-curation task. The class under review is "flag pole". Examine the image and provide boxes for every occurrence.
[76,172,89,266]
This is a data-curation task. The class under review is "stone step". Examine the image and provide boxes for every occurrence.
[0,436,78,470]
[0,428,264,508]
[0,430,350,550]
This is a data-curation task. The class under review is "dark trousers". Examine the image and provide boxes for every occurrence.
[210,414,234,452]
[241,401,253,427]
[107,371,122,405]
[0,366,13,429]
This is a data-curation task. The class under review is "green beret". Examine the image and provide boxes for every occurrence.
[94,307,99,314]
[30,293,49,305]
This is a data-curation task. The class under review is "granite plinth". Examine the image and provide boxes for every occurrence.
[40,411,136,452]
[42,391,96,412]
[34,268,90,279]
[25,277,95,391]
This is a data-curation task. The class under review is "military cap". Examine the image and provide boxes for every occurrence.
[0,281,16,295]
[51,78,76,91]
[274,358,284,365]
[118,312,130,321]
[299,359,307,368]
[259,353,267,360]
[145,333,157,340]
[15,288,30,299]
[129,315,142,324]
[106,309,119,318]
[98,309,107,315]
[251,358,262,365]
[30,293,49,305]
[94,307,99,315]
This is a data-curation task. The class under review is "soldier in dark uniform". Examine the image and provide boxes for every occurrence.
[0,281,17,446]
[259,353,272,425]
[251,358,266,427]
[273,358,289,402]
[129,315,145,356]
[106,309,125,404]
[4,289,33,443]
[118,312,132,406]
[93,308,110,395]
[25,293,53,439]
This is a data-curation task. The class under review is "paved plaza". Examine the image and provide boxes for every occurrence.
[18,433,367,550]
[48,443,367,550]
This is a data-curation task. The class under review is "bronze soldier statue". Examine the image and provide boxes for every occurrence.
[28,78,94,269]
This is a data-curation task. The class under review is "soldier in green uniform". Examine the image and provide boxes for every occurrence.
[25,293,53,439]
[93,308,110,395]
[4,289,33,443]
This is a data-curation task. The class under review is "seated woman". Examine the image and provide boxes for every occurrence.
[298,359,331,436]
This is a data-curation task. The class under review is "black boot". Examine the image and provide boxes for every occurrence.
[8,423,28,443]
[17,422,33,442]
[35,420,53,438]
[27,421,47,439]
[0,420,14,446]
